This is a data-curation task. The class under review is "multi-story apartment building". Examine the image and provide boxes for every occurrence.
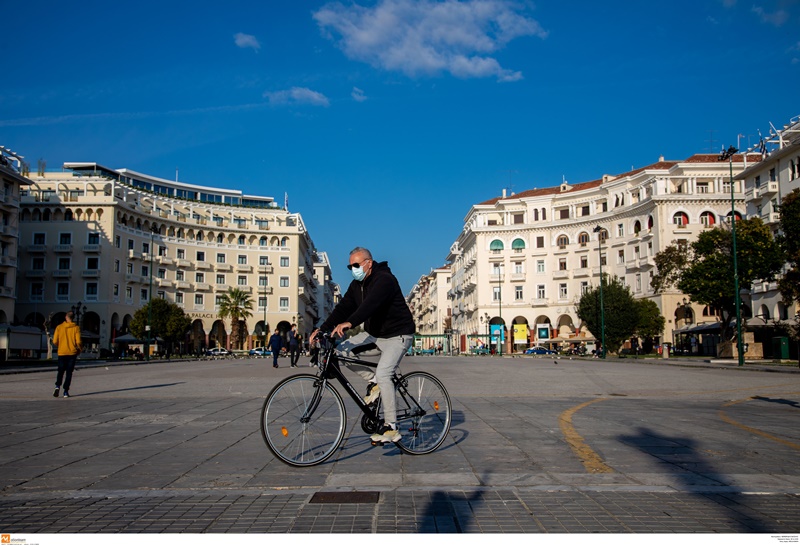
[16,162,332,354]
[0,147,31,359]
[738,115,800,332]
[443,153,760,354]
[311,250,337,330]
[407,265,451,351]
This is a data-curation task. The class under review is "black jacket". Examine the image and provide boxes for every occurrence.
[320,261,415,338]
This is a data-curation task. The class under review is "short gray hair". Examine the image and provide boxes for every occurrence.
[349,247,373,260]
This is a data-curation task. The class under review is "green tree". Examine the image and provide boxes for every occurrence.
[633,298,666,353]
[217,288,253,350]
[129,299,192,354]
[651,217,783,340]
[777,188,800,306]
[576,275,639,354]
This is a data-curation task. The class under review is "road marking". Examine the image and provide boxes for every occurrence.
[719,396,800,451]
[559,398,615,473]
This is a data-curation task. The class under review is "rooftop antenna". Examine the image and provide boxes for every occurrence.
[176,168,179,182]
[706,129,716,153]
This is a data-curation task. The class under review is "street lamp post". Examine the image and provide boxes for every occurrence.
[71,301,85,326]
[678,297,693,354]
[262,266,268,348]
[593,226,606,358]
[496,267,503,356]
[719,146,744,366]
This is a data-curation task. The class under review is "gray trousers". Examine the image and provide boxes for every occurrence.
[336,331,413,426]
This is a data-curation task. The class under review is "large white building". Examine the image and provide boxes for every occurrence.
[440,153,762,354]
[407,265,451,351]
[16,162,335,354]
[737,115,800,354]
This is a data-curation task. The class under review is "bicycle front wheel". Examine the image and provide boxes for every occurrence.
[261,374,346,467]
[394,371,451,455]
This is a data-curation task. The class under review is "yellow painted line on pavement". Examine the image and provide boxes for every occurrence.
[719,396,800,451]
[559,398,615,473]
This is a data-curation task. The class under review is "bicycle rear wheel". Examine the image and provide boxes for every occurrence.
[261,374,346,467]
[394,371,451,455]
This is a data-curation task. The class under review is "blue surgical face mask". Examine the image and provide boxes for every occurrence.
[351,266,366,281]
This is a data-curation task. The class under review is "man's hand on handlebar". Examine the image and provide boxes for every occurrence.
[331,322,352,339]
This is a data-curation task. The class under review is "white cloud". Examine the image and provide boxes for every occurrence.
[351,87,368,102]
[263,87,330,107]
[751,5,789,26]
[234,32,261,51]
[313,0,547,82]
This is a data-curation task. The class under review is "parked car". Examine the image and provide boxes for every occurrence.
[248,347,270,357]
[525,346,556,355]
[206,347,232,357]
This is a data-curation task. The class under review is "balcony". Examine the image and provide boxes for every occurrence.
[176,281,192,290]
[258,286,273,295]
[215,263,233,272]
[53,270,72,278]
[573,268,590,278]
[553,270,570,279]
[157,255,174,265]
[82,270,100,277]
[0,286,15,297]
[194,282,212,291]
[83,244,101,253]
[258,265,274,274]
[125,273,142,283]
[26,270,46,277]
[176,259,192,268]
[0,256,16,267]
[745,187,760,202]
[156,278,173,287]
[761,180,779,196]
[237,264,253,273]
[54,244,73,253]
[195,261,212,270]
[510,273,526,282]
[531,298,548,307]
[214,283,231,292]
[761,211,780,224]
[26,244,46,253]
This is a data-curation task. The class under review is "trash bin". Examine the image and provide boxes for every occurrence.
[772,337,789,360]
[662,342,670,359]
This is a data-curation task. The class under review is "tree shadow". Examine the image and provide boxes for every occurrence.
[752,396,800,409]
[619,426,774,532]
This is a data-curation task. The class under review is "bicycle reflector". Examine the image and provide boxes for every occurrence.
[434,401,439,411]
[281,426,289,437]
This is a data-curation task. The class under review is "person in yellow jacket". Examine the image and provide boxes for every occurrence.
[52,311,82,398]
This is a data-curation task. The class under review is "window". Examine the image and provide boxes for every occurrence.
[280,297,289,309]
[558,258,567,271]
[259,276,268,287]
[238,255,247,264]
[114,259,120,273]
[556,235,568,248]
[559,283,568,299]
[177,248,185,259]
[196,273,205,283]
[157,290,165,299]
[158,268,166,279]
[673,212,689,226]
[217,253,226,263]
[32,257,44,270]
[259,256,269,266]
[142,242,150,254]
[280,257,289,267]
[158,246,167,257]
[600,253,606,266]
[700,211,716,226]
[31,282,44,300]
[515,286,523,300]
[617,250,625,264]
[87,257,99,269]
[536,236,544,248]
[490,239,504,252]
[238,275,247,286]
[113,284,119,296]
[58,257,70,270]
[128,239,134,250]
[514,262,523,274]
[59,233,72,244]
[537,285,545,299]
[617,224,624,237]
[581,205,590,216]
[280,276,290,287]
[125,286,132,299]
[578,232,590,246]
[141,288,149,301]
[697,183,709,194]
[216,295,224,306]
[559,209,569,219]
[635,273,642,293]
[580,256,588,268]
[195,294,204,306]
[511,238,525,252]
[88,232,100,244]
[493,286,501,301]
[141,265,149,277]
[598,229,608,242]
[176,270,185,281]
[513,213,524,224]
[536,260,545,274]
[114,235,120,248]
[33,233,45,245]
[86,282,98,300]
[633,221,641,235]
[238,235,246,245]
[176,292,184,304]
[216,274,225,284]
[197,251,205,261]
[580,281,589,294]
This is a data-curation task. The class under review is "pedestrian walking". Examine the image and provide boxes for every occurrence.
[52,311,82,398]
[268,329,283,368]
[288,324,300,368]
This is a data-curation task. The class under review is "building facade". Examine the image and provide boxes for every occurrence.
[738,115,800,330]
[16,162,334,354]
[407,265,451,351]
[442,153,760,354]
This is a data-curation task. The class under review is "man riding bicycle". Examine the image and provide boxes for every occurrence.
[310,247,415,444]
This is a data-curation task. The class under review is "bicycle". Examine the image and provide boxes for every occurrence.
[260,331,452,467]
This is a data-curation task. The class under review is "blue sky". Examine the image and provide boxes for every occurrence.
[1,0,799,294]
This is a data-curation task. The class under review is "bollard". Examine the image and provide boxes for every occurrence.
[662,344,670,359]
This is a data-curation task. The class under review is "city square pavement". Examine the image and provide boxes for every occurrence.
[0,353,799,534]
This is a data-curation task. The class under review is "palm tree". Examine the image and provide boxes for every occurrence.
[217,288,254,351]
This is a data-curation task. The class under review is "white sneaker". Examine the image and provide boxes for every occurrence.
[370,424,401,444]
[364,383,380,404]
